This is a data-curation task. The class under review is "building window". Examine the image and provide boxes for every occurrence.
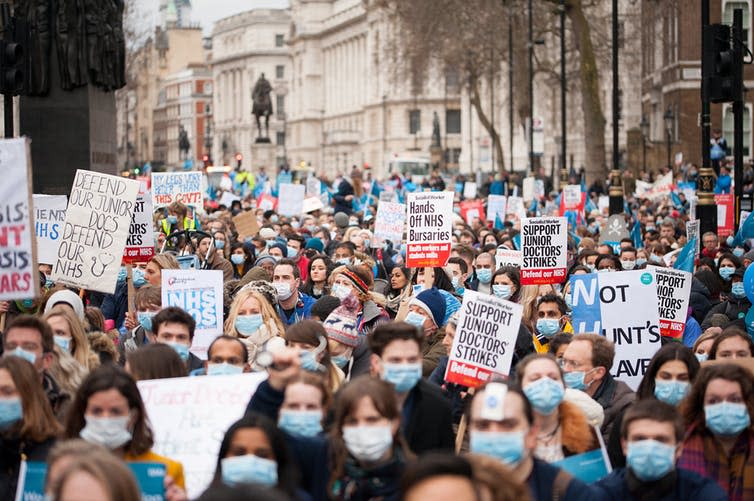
[276,95,285,115]
[445,148,462,164]
[275,34,284,47]
[275,65,284,79]
[446,109,461,134]
[723,1,751,46]
[409,110,421,134]
[276,131,286,145]
[723,104,752,156]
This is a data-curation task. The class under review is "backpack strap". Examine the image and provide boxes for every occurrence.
[552,468,573,501]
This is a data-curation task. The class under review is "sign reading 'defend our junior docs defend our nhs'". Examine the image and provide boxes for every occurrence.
[520,216,567,285]
[406,191,453,268]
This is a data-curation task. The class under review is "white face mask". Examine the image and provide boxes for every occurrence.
[620,260,636,270]
[80,415,133,450]
[342,424,393,462]
[332,283,352,300]
[273,281,293,300]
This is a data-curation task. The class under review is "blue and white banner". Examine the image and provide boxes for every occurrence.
[570,269,662,390]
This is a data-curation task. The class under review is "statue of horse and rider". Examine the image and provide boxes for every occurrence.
[252,73,273,143]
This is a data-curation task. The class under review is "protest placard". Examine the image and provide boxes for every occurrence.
[218,190,240,207]
[162,270,224,359]
[52,170,139,294]
[444,290,522,387]
[123,182,155,264]
[686,219,699,252]
[655,268,692,340]
[257,193,277,212]
[570,269,662,390]
[460,199,484,225]
[495,248,522,269]
[523,177,535,201]
[302,196,325,213]
[0,139,36,301]
[463,182,477,199]
[151,172,203,208]
[232,211,260,239]
[15,461,46,501]
[634,171,673,200]
[553,449,610,483]
[563,185,582,210]
[138,373,267,499]
[33,195,67,265]
[306,176,321,196]
[487,194,507,222]
[506,196,526,220]
[520,217,567,285]
[373,201,406,248]
[715,193,734,237]
[277,183,305,216]
[406,191,453,268]
[534,179,545,200]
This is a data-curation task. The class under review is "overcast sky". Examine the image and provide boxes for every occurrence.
[139,0,289,34]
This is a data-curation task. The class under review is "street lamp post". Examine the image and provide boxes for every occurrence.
[640,115,649,174]
[664,107,674,173]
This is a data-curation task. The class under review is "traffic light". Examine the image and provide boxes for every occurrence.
[235,153,242,169]
[202,154,210,167]
[0,18,28,96]
[703,23,742,103]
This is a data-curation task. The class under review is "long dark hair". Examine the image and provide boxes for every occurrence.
[302,254,334,296]
[636,343,700,399]
[388,266,411,295]
[680,363,754,428]
[64,364,153,455]
[212,413,299,496]
[411,266,454,293]
[492,266,521,302]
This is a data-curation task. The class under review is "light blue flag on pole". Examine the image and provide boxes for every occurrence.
[580,175,587,193]
[494,213,505,230]
[673,238,697,273]
[630,220,644,249]
[585,196,597,214]
[512,233,521,250]
[731,211,754,247]
[569,231,582,247]
[670,191,683,210]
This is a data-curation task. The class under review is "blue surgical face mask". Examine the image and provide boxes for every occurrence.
[221,454,278,487]
[132,268,147,288]
[523,377,565,415]
[0,397,23,429]
[733,247,745,257]
[137,311,156,332]
[117,267,127,284]
[382,362,422,393]
[563,370,588,391]
[476,268,492,284]
[7,347,37,365]
[653,380,690,406]
[270,214,279,224]
[492,284,512,300]
[207,363,244,376]
[705,401,751,436]
[230,254,245,265]
[54,335,71,353]
[167,342,190,362]
[695,352,708,363]
[278,409,323,437]
[336,257,351,266]
[235,314,263,336]
[332,354,350,369]
[719,266,735,281]
[636,258,647,267]
[21,298,34,310]
[536,318,561,338]
[731,282,746,298]
[215,240,225,250]
[470,430,525,465]
[404,311,426,329]
[650,254,663,264]
[45,278,54,289]
[167,215,178,225]
[564,292,573,309]
[626,439,676,481]
[331,283,352,300]
[286,246,298,258]
[299,350,322,373]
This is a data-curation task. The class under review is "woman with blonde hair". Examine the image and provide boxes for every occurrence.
[50,450,141,501]
[144,253,180,287]
[45,305,99,370]
[224,287,285,369]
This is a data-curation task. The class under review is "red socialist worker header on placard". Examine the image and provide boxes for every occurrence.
[406,191,453,268]
[520,216,567,285]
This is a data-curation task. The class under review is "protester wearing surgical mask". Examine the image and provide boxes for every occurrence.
[203,336,250,376]
[333,242,356,267]
[0,356,61,500]
[595,400,726,499]
[247,348,410,501]
[561,334,635,442]
[468,382,593,498]
[367,322,454,453]
[470,252,495,294]
[716,253,741,284]
[225,286,285,372]
[407,288,448,377]
[118,285,162,365]
[286,320,343,391]
[678,364,754,500]
[152,307,204,374]
[272,259,315,326]
[64,364,186,493]
[229,242,254,280]
[446,257,469,296]
[618,247,638,271]
[277,372,330,438]
[196,235,234,281]
[323,294,367,378]
[491,267,521,302]
[595,254,623,273]
[212,230,228,258]
[532,294,570,354]
[579,249,600,272]
[329,266,389,335]
[286,234,310,281]
[44,306,98,370]
[708,328,754,360]
[702,267,751,328]
[516,354,597,463]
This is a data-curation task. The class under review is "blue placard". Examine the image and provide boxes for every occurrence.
[553,449,609,483]
[128,462,166,501]
[16,461,46,501]
[570,274,602,333]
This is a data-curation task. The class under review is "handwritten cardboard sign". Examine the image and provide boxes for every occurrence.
[33,194,67,265]
[232,211,260,239]
[151,172,203,208]
[373,201,406,248]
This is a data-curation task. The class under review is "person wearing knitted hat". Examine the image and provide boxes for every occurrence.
[329,265,389,336]
[323,294,363,374]
[406,288,447,377]
[267,242,287,260]
[44,289,85,322]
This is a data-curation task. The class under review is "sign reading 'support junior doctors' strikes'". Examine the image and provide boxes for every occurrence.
[444,290,522,387]
[520,217,567,285]
[406,191,453,268]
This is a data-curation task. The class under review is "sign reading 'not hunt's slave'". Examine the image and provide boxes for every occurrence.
[406,191,453,268]
[520,217,567,285]
[444,290,522,388]
[52,170,139,294]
